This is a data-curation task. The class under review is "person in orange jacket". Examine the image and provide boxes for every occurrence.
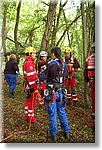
[23,47,41,123]
[84,42,95,126]
[63,47,80,105]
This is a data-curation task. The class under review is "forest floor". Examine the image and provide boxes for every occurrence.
[2,76,95,143]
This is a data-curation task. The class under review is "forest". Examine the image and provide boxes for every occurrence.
[0,0,95,143]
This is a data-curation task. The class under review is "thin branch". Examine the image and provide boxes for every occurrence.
[24,23,44,45]
[56,15,81,46]
[6,37,24,48]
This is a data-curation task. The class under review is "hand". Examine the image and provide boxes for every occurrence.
[68,64,73,67]
[39,98,45,107]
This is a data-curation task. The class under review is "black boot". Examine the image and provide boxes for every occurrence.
[50,136,56,143]
[63,132,69,140]
[46,131,56,143]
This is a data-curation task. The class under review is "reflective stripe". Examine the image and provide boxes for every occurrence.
[28,110,33,113]
[24,71,36,76]
[72,94,77,97]
[25,106,28,109]
[29,81,36,85]
[86,54,95,62]
[25,111,28,114]
[67,94,71,96]
[28,113,34,116]
[87,66,95,69]
[73,98,78,101]
[27,71,36,76]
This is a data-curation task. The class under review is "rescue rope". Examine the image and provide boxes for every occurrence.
[0,92,36,143]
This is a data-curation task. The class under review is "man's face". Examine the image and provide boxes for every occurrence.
[31,52,36,59]
[65,52,70,58]
[51,52,56,59]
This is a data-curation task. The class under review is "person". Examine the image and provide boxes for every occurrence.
[84,42,95,126]
[4,54,19,98]
[37,51,48,105]
[63,47,80,105]
[23,47,41,123]
[44,47,70,142]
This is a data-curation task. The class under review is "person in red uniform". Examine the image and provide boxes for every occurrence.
[37,51,48,104]
[23,47,41,123]
[84,42,95,125]
[63,47,80,105]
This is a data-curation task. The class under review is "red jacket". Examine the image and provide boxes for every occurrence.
[23,56,38,91]
[84,53,95,82]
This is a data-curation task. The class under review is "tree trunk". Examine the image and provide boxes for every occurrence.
[14,0,21,53]
[50,0,62,47]
[40,0,58,51]
[2,2,8,62]
[81,2,89,106]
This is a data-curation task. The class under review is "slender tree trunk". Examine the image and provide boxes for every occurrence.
[81,2,89,106]
[14,0,21,53]
[40,0,58,51]
[50,0,62,47]
[2,2,7,62]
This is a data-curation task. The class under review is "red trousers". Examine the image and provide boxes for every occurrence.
[24,92,37,123]
[64,78,78,102]
[89,80,95,122]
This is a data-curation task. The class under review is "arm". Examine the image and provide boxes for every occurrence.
[13,61,19,73]
[73,58,80,69]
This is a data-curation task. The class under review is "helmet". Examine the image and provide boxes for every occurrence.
[64,47,72,53]
[91,42,95,48]
[40,51,48,57]
[24,47,36,54]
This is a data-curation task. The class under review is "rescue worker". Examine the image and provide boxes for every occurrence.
[44,47,70,142]
[37,51,48,106]
[23,47,41,123]
[4,54,19,98]
[84,42,95,126]
[63,47,80,105]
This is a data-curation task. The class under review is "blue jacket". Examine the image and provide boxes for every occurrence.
[45,59,68,84]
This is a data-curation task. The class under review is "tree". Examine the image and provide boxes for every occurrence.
[14,0,22,53]
[40,0,58,51]
[2,2,8,61]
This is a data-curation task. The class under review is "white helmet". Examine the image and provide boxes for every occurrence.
[40,51,48,57]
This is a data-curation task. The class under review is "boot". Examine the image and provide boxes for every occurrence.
[63,132,69,140]
[50,136,56,143]
[8,92,14,98]
[46,131,56,143]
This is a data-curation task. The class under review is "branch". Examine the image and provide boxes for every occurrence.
[6,37,24,48]
[24,23,44,45]
[56,15,81,46]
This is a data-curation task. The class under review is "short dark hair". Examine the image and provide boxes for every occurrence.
[51,47,61,58]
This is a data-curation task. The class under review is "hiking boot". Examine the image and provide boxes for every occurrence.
[46,131,56,143]
[63,132,69,140]
[8,93,14,98]
[50,136,56,143]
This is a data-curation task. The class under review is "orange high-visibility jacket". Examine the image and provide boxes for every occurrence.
[23,56,38,91]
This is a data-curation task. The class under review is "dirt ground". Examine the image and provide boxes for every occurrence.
[2,76,95,143]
